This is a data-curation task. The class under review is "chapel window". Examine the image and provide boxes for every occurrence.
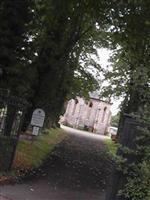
[72,99,78,115]
[102,107,107,123]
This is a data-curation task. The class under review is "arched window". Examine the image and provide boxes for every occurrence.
[86,101,93,118]
[89,102,93,108]
[95,107,101,123]
[102,107,107,123]
[72,99,78,115]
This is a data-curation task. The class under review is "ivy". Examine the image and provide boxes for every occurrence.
[113,113,150,200]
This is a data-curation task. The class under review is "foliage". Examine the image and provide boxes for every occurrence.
[116,115,150,200]
[104,139,119,157]
[0,0,111,129]
[0,0,35,97]
[25,0,110,127]
[100,1,150,199]
[111,113,120,127]
[101,0,150,113]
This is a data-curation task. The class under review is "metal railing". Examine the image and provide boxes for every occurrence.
[0,88,28,170]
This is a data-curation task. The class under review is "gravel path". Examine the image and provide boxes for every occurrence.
[0,126,111,200]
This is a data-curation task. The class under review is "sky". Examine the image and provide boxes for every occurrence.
[97,48,121,116]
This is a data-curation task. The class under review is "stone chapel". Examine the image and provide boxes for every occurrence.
[61,93,112,135]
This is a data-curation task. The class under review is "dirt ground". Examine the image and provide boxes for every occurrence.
[0,127,112,200]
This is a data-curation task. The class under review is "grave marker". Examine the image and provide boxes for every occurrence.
[31,108,45,136]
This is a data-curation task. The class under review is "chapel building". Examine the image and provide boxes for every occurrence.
[62,94,112,135]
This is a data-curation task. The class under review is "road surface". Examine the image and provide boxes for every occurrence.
[0,126,111,200]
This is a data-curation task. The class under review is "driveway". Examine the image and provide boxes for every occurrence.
[0,126,111,200]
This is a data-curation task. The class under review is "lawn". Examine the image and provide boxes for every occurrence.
[13,128,67,170]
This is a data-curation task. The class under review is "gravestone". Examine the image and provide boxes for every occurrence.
[31,109,45,136]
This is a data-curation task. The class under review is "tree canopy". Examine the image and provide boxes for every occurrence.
[0,0,35,96]
[21,0,111,126]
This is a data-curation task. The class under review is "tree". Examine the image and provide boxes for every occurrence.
[0,0,35,97]
[111,113,120,127]
[0,0,37,136]
[22,0,110,128]
[103,1,150,199]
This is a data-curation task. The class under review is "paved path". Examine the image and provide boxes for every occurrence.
[0,126,111,200]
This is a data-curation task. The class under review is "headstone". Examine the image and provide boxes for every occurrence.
[31,108,45,136]
[31,109,45,128]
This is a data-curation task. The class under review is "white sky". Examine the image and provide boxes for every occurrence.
[97,48,121,116]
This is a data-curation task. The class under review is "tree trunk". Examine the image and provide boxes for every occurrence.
[21,105,34,132]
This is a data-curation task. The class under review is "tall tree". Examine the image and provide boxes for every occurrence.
[104,1,150,199]
[23,0,110,128]
[0,0,35,97]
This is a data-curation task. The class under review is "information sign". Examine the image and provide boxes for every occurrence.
[32,126,40,136]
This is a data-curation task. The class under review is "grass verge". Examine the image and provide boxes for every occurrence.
[0,128,67,184]
[13,128,67,169]
[104,139,119,157]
